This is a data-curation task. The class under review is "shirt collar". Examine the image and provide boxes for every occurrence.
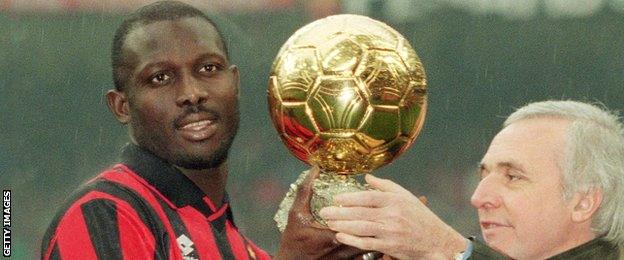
[119,143,228,211]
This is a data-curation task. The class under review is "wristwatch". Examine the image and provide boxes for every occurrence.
[454,250,468,260]
[454,239,473,260]
[362,252,383,260]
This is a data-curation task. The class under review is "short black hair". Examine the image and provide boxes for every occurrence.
[111,0,229,91]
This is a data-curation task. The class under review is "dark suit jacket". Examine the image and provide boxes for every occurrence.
[469,237,621,259]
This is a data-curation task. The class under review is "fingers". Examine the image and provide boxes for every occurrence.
[335,232,384,252]
[320,206,380,221]
[326,220,382,237]
[332,190,391,208]
[365,174,410,195]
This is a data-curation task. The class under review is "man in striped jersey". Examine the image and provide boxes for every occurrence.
[41,1,362,259]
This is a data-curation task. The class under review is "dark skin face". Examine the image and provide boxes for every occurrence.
[107,17,239,205]
[107,16,366,259]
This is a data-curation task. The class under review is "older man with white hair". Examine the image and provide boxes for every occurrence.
[320,100,624,259]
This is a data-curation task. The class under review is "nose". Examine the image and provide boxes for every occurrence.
[175,74,208,107]
[470,175,502,210]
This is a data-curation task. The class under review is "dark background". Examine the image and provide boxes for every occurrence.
[2,1,624,258]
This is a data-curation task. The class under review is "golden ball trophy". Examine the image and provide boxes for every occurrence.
[268,14,427,232]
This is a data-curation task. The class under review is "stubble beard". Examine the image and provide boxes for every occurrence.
[130,104,240,171]
[171,108,240,170]
[173,122,238,170]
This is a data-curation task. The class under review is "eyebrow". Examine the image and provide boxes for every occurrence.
[497,160,527,173]
[136,52,228,77]
[141,61,171,71]
[196,52,227,64]
[477,159,527,177]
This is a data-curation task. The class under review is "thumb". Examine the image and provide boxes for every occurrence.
[291,165,320,212]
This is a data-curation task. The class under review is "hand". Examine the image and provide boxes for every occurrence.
[319,175,467,260]
[275,166,366,260]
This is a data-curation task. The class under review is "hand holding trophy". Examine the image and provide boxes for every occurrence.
[268,14,427,232]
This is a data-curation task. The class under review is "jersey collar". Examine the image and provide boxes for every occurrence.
[119,143,229,215]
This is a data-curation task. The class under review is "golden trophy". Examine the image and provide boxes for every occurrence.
[268,14,427,232]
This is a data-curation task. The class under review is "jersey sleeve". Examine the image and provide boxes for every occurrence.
[42,191,158,260]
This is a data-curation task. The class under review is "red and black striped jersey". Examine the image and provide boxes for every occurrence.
[41,144,271,260]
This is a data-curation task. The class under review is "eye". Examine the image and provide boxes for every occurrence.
[198,64,222,74]
[477,164,487,180]
[200,64,216,72]
[149,72,172,86]
[477,169,486,180]
[506,173,522,181]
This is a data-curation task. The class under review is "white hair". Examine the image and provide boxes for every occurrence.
[504,100,624,245]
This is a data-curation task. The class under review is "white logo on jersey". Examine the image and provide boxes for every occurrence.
[176,234,197,260]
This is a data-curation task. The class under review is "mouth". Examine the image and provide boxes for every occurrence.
[181,119,213,130]
[480,221,512,230]
[176,113,218,142]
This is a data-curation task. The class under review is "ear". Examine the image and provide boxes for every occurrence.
[571,188,603,223]
[230,65,240,96]
[106,89,131,124]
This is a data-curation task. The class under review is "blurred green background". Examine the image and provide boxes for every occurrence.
[1,0,624,259]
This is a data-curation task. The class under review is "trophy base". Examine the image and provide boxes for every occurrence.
[274,170,371,232]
